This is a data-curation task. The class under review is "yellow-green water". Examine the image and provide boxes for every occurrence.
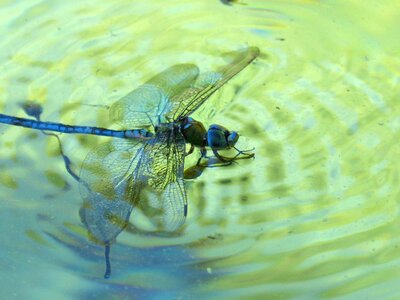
[0,1,399,299]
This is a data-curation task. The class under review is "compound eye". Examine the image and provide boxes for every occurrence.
[209,124,221,130]
[227,131,239,147]
[207,125,226,149]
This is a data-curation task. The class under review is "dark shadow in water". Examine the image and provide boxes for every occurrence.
[44,225,210,299]
[220,0,242,6]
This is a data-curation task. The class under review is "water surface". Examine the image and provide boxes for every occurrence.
[0,0,399,299]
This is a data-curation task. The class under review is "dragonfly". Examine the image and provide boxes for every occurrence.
[0,47,259,278]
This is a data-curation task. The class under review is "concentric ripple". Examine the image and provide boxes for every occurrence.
[0,0,399,299]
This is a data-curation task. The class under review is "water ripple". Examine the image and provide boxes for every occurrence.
[0,0,399,299]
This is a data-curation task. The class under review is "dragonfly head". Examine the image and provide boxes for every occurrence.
[207,124,239,150]
[227,130,239,147]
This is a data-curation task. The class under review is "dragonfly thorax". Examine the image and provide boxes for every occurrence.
[180,117,207,147]
[180,117,239,150]
[155,122,177,133]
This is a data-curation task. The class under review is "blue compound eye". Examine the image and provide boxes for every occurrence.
[206,125,226,149]
[227,131,239,147]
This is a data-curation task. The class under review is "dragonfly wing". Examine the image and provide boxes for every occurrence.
[137,126,187,231]
[79,139,145,244]
[79,127,187,244]
[109,64,199,127]
[170,47,260,120]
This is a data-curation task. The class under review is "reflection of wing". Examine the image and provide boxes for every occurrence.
[79,126,187,245]
[109,64,199,128]
[170,47,260,120]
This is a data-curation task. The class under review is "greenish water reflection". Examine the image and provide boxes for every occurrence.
[0,0,399,299]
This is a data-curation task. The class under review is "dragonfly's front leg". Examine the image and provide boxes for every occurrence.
[185,147,253,179]
[212,146,255,163]
[185,144,195,157]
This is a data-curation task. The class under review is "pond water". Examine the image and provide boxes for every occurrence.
[0,1,399,299]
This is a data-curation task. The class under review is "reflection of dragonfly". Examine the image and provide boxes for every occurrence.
[0,47,259,278]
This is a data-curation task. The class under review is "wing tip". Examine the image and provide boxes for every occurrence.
[245,46,260,60]
[250,46,260,57]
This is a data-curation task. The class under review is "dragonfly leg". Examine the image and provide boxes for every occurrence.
[185,144,195,157]
[202,157,237,168]
[185,156,236,179]
[233,146,255,159]
[196,147,208,166]
[212,146,255,163]
[212,149,235,162]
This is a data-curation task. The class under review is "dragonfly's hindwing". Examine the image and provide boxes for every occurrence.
[135,124,187,232]
[78,125,187,244]
[79,139,144,244]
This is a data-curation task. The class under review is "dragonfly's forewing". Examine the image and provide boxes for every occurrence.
[169,47,260,120]
[79,125,187,245]
[109,64,199,128]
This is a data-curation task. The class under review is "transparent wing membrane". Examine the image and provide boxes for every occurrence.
[138,125,187,231]
[109,64,199,127]
[79,139,145,244]
[79,47,258,244]
[109,47,259,129]
[79,125,187,244]
[172,47,260,119]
